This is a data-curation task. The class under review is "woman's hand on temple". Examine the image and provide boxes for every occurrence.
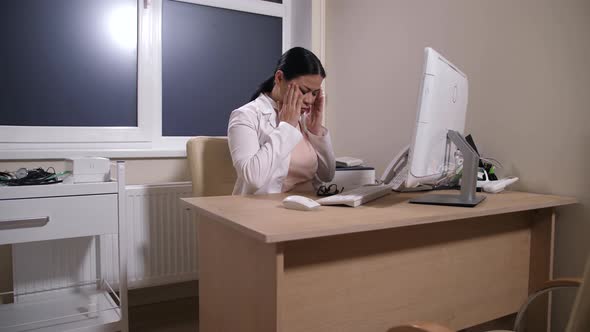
[278,83,304,128]
[306,88,326,136]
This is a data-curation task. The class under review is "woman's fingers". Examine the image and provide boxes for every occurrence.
[313,88,324,110]
[278,83,301,127]
[318,89,325,106]
[284,83,290,106]
[295,90,304,112]
[284,83,292,106]
[290,83,298,108]
[283,84,291,105]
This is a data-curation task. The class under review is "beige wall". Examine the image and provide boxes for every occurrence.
[325,0,590,330]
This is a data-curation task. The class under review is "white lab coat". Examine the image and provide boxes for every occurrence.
[228,93,335,195]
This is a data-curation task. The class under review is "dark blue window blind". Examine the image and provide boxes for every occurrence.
[162,0,282,136]
[0,0,138,127]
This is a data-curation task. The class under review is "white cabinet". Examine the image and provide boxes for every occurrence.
[0,194,118,245]
[0,162,128,332]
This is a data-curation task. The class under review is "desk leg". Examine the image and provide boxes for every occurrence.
[197,215,283,332]
[527,208,555,332]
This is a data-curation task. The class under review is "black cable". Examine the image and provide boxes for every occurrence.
[0,167,62,186]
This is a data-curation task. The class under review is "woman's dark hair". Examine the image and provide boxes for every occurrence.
[250,47,326,101]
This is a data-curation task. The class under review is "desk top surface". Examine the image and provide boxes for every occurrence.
[181,191,576,243]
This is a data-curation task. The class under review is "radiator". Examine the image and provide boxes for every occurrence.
[13,182,198,296]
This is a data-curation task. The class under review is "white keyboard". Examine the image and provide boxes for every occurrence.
[316,184,392,207]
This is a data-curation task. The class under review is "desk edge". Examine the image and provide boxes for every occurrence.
[182,195,578,244]
[180,198,270,243]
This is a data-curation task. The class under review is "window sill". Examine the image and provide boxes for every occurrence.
[0,148,187,160]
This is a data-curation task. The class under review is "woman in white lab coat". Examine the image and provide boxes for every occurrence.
[228,47,335,195]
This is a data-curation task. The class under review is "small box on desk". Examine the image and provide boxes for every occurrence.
[331,166,375,190]
[65,157,110,183]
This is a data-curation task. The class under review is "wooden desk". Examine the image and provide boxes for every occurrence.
[181,191,576,332]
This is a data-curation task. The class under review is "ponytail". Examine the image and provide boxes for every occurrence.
[250,75,275,101]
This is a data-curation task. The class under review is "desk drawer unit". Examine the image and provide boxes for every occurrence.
[0,194,118,245]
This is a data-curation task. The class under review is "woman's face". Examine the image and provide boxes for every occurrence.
[276,72,323,114]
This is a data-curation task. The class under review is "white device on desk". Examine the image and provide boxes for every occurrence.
[403,47,485,207]
[380,145,434,192]
[319,47,484,208]
[282,195,320,211]
[482,177,519,194]
[332,167,376,191]
[316,150,417,208]
[65,157,110,183]
[316,145,431,208]
[335,156,364,167]
[316,147,412,208]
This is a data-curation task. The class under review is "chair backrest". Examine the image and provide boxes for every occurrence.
[566,253,590,332]
[186,136,237,197]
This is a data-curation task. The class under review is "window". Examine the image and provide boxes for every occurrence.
[0,0,290,156]
[0,0,145,143]
[0,0,137,127]
[162,1,282,137]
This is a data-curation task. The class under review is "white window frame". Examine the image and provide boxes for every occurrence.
[0,0,152,145]
[0,0,291,159]
[152,0,290,152]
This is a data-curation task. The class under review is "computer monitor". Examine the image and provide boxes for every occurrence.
[405,47,485,207]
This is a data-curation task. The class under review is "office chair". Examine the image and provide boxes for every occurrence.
[186,137,237,197]
[388,253,590,332]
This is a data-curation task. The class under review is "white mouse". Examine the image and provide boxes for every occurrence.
[282,195,320,211]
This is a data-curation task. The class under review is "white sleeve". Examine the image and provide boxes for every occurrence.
[306,127,336,183]
[228,109,302,190]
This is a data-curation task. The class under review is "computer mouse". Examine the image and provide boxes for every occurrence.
[282,195,320,211]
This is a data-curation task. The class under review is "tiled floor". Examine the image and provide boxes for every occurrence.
[129,296,198,332]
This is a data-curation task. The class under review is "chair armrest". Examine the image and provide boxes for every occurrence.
[387,322,455,332]
[514,277,583,331]
[387,279,582,332]
[534,277,582,293]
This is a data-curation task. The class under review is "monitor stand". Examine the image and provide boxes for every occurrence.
[409,130,486,207]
